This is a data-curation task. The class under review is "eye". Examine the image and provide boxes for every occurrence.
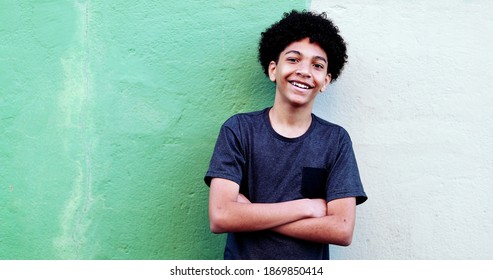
[286,57,299,63]
[313,63,325,70]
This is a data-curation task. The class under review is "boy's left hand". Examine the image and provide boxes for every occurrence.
[237,194,251,204]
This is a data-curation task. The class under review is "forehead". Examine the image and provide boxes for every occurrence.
[280,38,327,60]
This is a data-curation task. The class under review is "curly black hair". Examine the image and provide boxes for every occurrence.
[258,10,348,82]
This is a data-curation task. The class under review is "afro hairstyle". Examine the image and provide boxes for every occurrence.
[258,10,348,82]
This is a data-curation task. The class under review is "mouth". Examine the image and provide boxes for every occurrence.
[289,80,314,90]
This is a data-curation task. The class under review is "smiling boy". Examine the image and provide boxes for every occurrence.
[204,10,367,260]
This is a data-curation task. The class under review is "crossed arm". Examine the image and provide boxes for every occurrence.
[208,178,356,246]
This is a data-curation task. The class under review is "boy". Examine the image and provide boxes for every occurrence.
[204,10,367,260]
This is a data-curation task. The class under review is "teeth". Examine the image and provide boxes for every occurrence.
[291,81,310,89]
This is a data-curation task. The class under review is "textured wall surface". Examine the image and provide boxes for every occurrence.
[0,0,306,259]
[311,0,493,259]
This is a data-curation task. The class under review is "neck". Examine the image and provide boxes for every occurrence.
[269,101,313,138]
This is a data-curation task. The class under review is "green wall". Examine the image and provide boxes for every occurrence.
[0,0,307,259]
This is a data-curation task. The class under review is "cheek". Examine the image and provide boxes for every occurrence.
[318,73,330,85]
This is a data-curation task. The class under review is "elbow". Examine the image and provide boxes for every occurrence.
[209,211,229,234]
[316,226,353,246]
[210,224,224,234]
[329,221,354,246]
[338,231,353,246]
[337,224,354,246]
[328,230,352,246]
[209,199,244,234]
[209,221,226,234]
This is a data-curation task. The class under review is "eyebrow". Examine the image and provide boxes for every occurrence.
[284,50,327,64]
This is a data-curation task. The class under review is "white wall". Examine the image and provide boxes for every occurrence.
[311,0,493,259]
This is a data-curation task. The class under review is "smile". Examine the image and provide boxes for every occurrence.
[290,81,313,90]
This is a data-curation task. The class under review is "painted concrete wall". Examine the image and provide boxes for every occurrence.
[311,0,493,259]
[0,0,306,259]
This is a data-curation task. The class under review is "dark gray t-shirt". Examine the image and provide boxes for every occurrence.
[205,108,367,259]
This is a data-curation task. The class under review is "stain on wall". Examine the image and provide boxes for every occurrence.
[0,1,307,259]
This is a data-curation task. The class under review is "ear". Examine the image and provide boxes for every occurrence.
[321,73,332,92]
[268,61,277,82]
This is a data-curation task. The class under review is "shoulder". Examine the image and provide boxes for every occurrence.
[312,114,352,143]
[222,108,267,129]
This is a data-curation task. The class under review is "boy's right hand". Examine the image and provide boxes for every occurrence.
[307,198,328,218]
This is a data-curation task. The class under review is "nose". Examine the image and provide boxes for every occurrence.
[295,62,311,78]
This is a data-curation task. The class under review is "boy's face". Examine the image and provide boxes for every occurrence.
[268,37,331,108]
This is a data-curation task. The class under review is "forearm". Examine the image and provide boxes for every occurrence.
[271,215,354,245]
[209,178,326,234]
[272,197,357,245]
[210,198,315,233]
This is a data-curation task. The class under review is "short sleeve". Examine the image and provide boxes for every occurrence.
[204,117,245,187]
[326,129,367,205]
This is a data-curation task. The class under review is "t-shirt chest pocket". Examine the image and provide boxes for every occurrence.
[301,167,328,199]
